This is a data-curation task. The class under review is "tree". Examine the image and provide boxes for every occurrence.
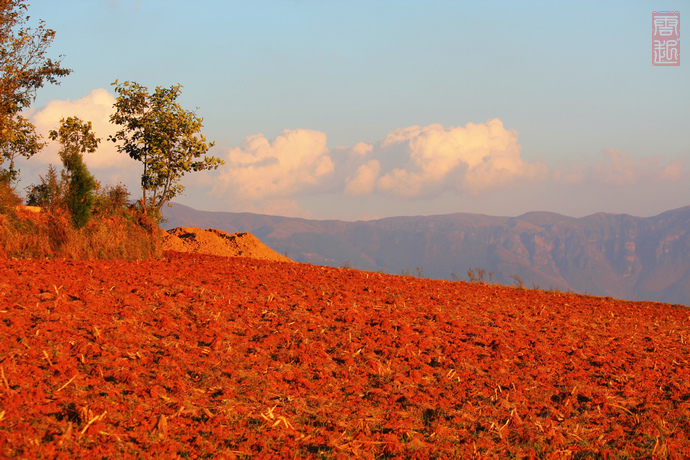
[0,0,71,179]
[109,80,223,215]
[0,113,42,183]
[49,116,99,228]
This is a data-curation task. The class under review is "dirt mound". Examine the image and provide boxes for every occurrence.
[163,226,291,262]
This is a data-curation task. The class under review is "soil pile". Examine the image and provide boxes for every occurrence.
[163,227,291,262]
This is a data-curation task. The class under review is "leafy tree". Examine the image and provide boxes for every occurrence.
[49,116,99,228]
[0,114,43,183]
[0,0,71,179]
[109,80,223,215]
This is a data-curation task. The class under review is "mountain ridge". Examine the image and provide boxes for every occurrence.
[162,203,690,305]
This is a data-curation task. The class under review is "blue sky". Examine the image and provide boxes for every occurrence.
[17,0,690,220]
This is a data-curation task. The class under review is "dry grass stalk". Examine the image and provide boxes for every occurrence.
[57,374,78,392]
[0,367,11,392]
[80,411,107,435]
[42,350,53,366]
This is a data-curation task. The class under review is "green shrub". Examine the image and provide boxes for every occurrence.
[65,153,96,228]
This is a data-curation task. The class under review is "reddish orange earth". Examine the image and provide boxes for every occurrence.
[0,252,689,459]
[162,228,292,263]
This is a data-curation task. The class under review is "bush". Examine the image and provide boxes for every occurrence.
[25,165,64,210]
[93,183,130,217]
[65,153,96,228]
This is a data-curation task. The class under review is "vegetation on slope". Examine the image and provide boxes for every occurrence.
[0,1,219,263]
[0,181,162,260]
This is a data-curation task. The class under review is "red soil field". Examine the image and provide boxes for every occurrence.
[1,252,689,459]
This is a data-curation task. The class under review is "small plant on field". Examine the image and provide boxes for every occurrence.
[467,267,485,283]
[511,274,525,288]
[465,267,503,284]
[401,267,426,278]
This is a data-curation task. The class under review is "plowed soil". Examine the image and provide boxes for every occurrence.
[1,252,688,459]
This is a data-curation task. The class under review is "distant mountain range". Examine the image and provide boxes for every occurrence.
[162,203,690,306]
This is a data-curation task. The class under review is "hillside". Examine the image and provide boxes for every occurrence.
[163,203,690,305]
[1,252,688,458]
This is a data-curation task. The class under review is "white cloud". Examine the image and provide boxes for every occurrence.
[591,148,643,185]
[552,163,586,185]
[375,119,547,197]
[212,129,334,201]
[208,120,552,213]
[345,160,381,196]
[351,142,373,156]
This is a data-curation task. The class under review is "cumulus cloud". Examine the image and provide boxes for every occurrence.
[32,92,686,220]
[374,119,547,197]
[210,120,549,212]
[345,160,381,196]
[351,142,373,156]
[553,148,688,186]
[552,163,586,185]
[212,129,334,201]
